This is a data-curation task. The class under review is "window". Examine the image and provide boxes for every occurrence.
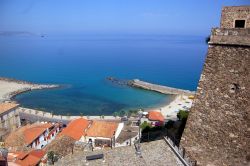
[235,20,245,28]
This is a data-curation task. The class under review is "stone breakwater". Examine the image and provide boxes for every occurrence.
[0,77,59,102]
[129,79,195,96]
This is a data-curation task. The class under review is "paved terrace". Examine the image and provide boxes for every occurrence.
[130,79,195,95]
[55,139,183,166]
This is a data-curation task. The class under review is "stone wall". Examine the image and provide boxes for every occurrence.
[220,6,250,28]
[180,45,250,166]
[210,28,250,46]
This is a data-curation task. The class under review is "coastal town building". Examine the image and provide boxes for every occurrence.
[0,146,8,166]
[140,111,165,127]
[181,6,250,165]
[83,121,124,148]
[5,122,60,150]
[115,124,139,147]
[25,123,60,149]
[0,102,20,131]
[59,118,90,141]
[8,149,46,166]
[57,118,140,148]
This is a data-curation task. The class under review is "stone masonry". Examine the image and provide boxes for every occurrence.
[181,6,250,166]
[220,6,250,28]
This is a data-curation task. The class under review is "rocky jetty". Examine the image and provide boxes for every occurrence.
[129,79,195,95]
[106,77,129,86]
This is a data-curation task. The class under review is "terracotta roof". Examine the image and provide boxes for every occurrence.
[8,152,23,161]
[24,123,53,145]
[15,150,45,166]
[148,111,164,122]
[0,103,19,115]
[59,118,89,140]
[86,121,118,138]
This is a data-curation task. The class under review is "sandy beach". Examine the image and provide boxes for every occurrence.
[0,78,58,103]
[148,95,194,121]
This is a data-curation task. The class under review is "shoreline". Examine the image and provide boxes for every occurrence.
[146,94,194,121]
[0,77,194,121]
[0,77,59,103]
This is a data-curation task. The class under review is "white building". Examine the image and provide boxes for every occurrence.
[0,102,20,130]
[81,121,124,148]
[6,122,60,149]
[25,123,60,149]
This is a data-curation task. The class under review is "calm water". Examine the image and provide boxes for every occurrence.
[0,34,207,115]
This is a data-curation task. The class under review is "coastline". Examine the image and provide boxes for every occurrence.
[144,94,194,121]
[0,77,194,121]
[129,79,195,120]
[0,77,59,103]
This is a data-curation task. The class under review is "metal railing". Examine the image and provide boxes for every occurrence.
[164,136,197,166]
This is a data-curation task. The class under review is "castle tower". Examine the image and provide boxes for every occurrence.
[180,6,250,165]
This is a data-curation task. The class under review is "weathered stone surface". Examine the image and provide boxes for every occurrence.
[181,6,250,166]
[181,45,250,166]
[220,6,250,28]
[55,140,183,166]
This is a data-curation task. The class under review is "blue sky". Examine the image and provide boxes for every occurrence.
[0,0,249,35]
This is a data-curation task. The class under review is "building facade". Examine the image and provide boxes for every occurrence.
[82,121,124,148]
[27,123,60,149]
[0,103,20,130]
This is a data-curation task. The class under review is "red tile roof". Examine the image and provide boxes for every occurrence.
[148,111,165,122]
[23,123,53,145]
[86,121,118,138]
[0,103,19,115]
[8,152,23,162]
[14,150,45,166]
[59,118,89,140]
[6,123,54,147]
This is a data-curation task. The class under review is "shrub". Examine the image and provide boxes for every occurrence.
[140,121,152,131]
[177,110,189,121]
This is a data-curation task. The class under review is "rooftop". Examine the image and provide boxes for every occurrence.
[0,102,19,115]
[148,111,165,122]
[24,123,53,145]
[14,150,45,166]
[116,125,139,144]
[55,139,183,166]
[59,118,89,140]
[5,123,54,148]
[86,121,118,138]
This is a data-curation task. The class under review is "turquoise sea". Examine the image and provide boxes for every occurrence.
[0,34,207,115]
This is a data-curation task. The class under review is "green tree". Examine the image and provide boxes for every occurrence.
[119,110,126,117]
[140,121,152,131]
[113,112,119,117]
[177,110,189,121]
[47,151,55,165]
